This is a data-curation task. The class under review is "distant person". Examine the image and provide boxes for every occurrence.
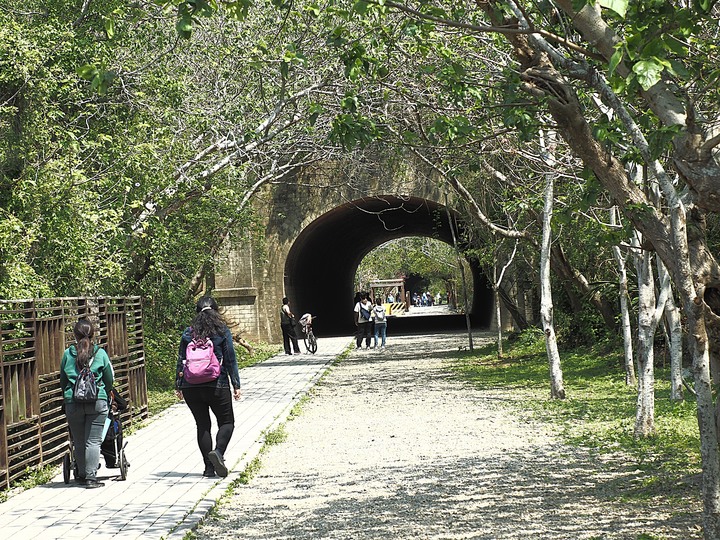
[372,297,388,350]
[354,292,373,349]
[280,297,301,355]
[387,293,395,304]
[59,318,115,488]
[175,296,242,478]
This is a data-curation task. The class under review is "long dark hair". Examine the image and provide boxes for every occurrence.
[73,318,95,369]
[191,296,226,340]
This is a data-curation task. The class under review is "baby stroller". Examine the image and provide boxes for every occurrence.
[298,313,317,354]
[63,388,129,483]
[101,388,129,479]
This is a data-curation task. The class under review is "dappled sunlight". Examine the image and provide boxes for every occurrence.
[197,331,701,540]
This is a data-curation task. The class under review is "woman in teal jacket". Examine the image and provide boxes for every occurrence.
[59,318,114,488]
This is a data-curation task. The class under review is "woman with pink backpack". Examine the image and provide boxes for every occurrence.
[175,296,242,478]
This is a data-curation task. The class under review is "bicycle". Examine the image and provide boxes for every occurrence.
[298,313,317,354]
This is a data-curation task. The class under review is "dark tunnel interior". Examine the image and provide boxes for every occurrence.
[284,196,494,336]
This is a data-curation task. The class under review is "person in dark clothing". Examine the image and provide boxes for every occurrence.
[280,297,301,355]
[175,296,242,478]
[353,292,373,349]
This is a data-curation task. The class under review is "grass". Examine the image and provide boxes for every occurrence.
[0,464,57,503]
[450,331,701,502]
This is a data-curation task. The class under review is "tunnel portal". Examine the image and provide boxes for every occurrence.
[284,196,494,336]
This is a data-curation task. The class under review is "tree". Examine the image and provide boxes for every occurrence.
[539,130,566,399]
[356,237,465,297]
[610,206,636,386]
[13,0,720,531]
[471,1,720,534]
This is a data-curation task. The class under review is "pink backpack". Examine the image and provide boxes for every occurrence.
[183,337,221,384]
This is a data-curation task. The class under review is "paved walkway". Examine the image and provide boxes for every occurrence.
[0,336,351,540]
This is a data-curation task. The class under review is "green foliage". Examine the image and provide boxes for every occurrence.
[14,464,56,491]
[144,329,184,391]
[263,425,288,446]
[147,388,178,417]
[237,342,282,369]
[355,237,468,298]
[0,3,269,363]
[599,0,629,18]
[554,302,610,347]
[237,455,263,485]
[330,111,385,149]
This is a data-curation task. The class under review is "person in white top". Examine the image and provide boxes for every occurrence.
[353,292,373,349]
[372,297,388,349]
[280,297,301,355]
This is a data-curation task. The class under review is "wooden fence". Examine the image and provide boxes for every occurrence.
[0,297,148,491]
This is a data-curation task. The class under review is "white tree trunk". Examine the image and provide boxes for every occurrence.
[656,259,683,400]
[495,262,503,358]
[634,241,656,437]
[539,139,565,399]
[610,207,636,386]
[494,241,519,358]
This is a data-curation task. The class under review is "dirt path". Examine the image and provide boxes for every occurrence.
[196,331,701,539]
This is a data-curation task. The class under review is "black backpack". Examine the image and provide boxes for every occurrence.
[73,356,98,403]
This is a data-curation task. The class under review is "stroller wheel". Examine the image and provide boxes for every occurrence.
[63,453,71,484]
[119,450,128,481]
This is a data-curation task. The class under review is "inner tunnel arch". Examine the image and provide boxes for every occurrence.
[284,196,494,336]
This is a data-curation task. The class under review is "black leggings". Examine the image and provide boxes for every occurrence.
[183,385,234,467]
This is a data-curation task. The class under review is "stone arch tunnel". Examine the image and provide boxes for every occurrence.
[283,196,494,336]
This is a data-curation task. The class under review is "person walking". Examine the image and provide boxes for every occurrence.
[175,296,242,478]
[354,292,373,349]
[372,297,388,350]
[59,318,114,488]
[280,297,301,355]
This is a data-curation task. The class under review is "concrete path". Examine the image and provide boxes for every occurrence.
[0,336,351,540]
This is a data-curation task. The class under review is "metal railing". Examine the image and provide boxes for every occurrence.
[0,297,148,490]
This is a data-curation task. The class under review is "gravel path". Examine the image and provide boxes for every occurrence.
[196,331,702,539]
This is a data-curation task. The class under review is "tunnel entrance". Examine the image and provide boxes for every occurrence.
[284,196,493,336]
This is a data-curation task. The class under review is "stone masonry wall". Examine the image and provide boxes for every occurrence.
[213,153,491,344]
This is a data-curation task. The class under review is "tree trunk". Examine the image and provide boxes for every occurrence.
[657,259,683,401]
[610,207,636,386]
[476,4,720,532]
[495,269,503,357]
[549,242,618,330]
[539,138,565,400]
[494,241,519,357]
[497,283,529,331]
[634,240,656,438]
[686,296,720,540]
